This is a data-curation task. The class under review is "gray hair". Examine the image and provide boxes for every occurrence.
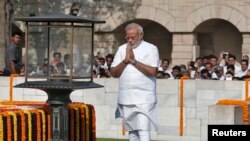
[125,23,144,34]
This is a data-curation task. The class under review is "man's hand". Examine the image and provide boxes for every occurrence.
[124,44,131,63]
[126,43,135,63]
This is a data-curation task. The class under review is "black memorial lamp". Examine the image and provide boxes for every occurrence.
[14,12,105,141]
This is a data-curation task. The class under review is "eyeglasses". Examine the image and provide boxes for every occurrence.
[125,36,138,40]
[125,33,141,40]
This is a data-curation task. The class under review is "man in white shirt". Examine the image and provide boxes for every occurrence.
[158,58,172,77]
[110,23,159,141]
[235,59,248,77]
[222,54,241,75]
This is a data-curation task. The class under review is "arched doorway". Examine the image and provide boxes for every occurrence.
[194,19,242,61]
[113,19,172,60]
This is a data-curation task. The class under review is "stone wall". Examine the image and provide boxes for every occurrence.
[0,77,246,141]
[2,0,250,66]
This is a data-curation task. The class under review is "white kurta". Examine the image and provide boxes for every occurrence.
[111,40,160,131]
[115,103,159,131]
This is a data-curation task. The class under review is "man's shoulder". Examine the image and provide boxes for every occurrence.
[141,40,158,50]
[141,40,156,46]
[7,42,16,48]
[117,43,127,50]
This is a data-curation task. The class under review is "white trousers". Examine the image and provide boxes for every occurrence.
[129,130,151,141]
[115,103,159,131]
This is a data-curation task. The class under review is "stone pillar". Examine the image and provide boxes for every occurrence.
[0,0,6,69]
[242,33,250,58]
[171,33,199,66]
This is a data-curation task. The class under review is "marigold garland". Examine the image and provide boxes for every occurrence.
[217,99,249,125]
[84,104,90,141]
[70,107,75,141]
[90,105,96,141]
[0,107,19,113]
[17,111,26,141]
[23,110,32,141]
[179,76,189,136]
[4,70,97,141]
[4,113,12,141]
[0,101,45,106]
[0,102,95,141]
[8,112,17,141]
[0,115,3,141]
[47,114,51,141]
[38,110,46,141]
[245,78,250,100]
[79,105,86,141]
[9,74,19,104]
[69,102,96,141]
[37,111,41,141]
[75,108,80,141]
[31,110,41,141]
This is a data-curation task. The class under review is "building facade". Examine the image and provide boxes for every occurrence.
[0,0,250,67]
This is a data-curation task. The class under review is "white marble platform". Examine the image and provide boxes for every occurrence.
[0,77,247,141]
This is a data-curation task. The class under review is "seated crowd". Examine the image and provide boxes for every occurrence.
[15,51,250,81]
[92,51,250,81]
[18,52,115,78]
[157,52,250,80]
